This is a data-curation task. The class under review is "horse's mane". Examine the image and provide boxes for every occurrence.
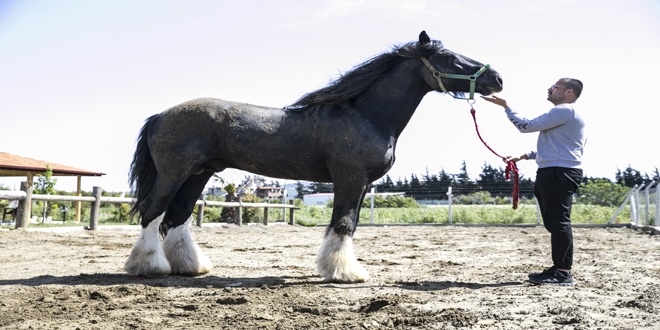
[285,39,446,113]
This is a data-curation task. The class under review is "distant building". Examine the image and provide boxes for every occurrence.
[303,193,335,206]
[206,186,227,197]
[255,185,283,200]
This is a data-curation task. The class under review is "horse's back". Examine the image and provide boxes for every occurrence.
[162,97,280,117]
[146,97,334,181]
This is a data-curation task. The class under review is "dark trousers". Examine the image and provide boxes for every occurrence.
[534,167,583,270]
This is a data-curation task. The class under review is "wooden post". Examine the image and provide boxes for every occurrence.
[263,201,269,226]
[288,200,295,225]
[196,194,206,227]
[75,175,82,222]
[89,186,102,230]
[236,195,243,226]
[16,181,32,229]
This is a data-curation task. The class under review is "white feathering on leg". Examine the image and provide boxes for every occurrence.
[316,230,369,282]
[163,216,213,275]
[124,213,171,276]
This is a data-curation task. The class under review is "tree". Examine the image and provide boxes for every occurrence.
[375,175,395,192]
[615,165,647,187]
[477,162,506,196]
[240,193,263,223]
[455,161,470,185]
[477,162,506,184]
[418,168,454,200]
[437,169,454,187]
[409,173,420,188]
[34,164,57,222]
[576,179,629,207]
[208,173,225,188]
[394,178,404,191]
[295,181,306,199]
[220,183,236,222]
[269,180,281,187]
[455,160,476,195]
[518,176,535,199]
[307,182,333,194]
[34,164,57,195]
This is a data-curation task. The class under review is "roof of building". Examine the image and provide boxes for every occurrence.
[0,152,105,177]
[256,185,282,190]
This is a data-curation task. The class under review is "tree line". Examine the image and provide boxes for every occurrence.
[380,162,660,201]
[295,161,660,202]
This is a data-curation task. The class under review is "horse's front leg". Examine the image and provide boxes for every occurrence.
[316,183,369,282]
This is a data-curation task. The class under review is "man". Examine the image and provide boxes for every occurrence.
[481,78,586,286]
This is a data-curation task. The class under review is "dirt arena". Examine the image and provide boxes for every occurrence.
[1,223,659,329]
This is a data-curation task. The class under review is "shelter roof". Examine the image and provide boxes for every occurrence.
[0,152,105,177]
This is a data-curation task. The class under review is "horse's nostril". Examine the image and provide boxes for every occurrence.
[497,77,503,86]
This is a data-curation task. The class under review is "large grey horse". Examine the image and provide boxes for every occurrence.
[125,31,503,282]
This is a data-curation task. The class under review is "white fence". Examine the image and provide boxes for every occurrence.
[609,181,659,227]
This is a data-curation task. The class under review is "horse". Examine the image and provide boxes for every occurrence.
[125,31,503,282]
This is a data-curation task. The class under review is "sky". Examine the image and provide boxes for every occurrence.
[1,0,659,193]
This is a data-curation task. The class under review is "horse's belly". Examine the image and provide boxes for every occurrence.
[233,157,333,182]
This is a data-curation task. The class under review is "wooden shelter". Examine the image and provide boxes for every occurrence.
[0,152,105,222]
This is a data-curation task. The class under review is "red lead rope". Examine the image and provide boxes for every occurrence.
[469,107,520,209]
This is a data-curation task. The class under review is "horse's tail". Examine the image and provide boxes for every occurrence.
[129,114,159,221]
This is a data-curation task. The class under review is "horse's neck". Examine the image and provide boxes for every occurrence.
[362,60,431,138]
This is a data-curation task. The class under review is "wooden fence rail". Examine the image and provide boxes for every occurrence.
[1,185,297,230]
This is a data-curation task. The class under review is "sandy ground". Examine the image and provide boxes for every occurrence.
[0,223,659,329]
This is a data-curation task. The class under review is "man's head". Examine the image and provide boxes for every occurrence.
[547,78,582,105]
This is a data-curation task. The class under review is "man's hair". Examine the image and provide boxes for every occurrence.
[561,78,583,98]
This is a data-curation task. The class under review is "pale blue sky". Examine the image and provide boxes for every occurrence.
[1,0,659,192]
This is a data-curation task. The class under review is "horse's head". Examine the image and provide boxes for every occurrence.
[417,31,503,98]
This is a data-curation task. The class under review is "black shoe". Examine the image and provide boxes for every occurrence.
[528,266,557,281]
[528,269,574,286]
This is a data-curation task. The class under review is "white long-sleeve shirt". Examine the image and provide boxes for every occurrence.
[505,103,586,169]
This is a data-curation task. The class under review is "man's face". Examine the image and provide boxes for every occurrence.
[547,81,571,105]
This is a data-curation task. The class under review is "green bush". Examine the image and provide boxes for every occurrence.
[240,193,263,223]
[576,180,629,207]
[455,191,494,205]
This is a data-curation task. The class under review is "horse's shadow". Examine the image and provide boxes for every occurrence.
[393,280,523,291]
[0,273,321,288]
[0,273,522,290]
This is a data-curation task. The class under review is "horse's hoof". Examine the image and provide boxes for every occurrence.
[125,215,171,276]
[124,252,171,276]
[316,231,370,283]
[163,218,213,276]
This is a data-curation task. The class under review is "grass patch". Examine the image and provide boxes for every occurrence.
[3,203,632,229]
[293,204,631,226]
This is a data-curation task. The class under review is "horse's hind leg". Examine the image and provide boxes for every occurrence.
[125,212,171,276]
[125,176,186,276]
[316,182,370,282]
[162,171,214,276]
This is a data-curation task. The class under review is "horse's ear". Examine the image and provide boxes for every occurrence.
[419,30,431,44]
